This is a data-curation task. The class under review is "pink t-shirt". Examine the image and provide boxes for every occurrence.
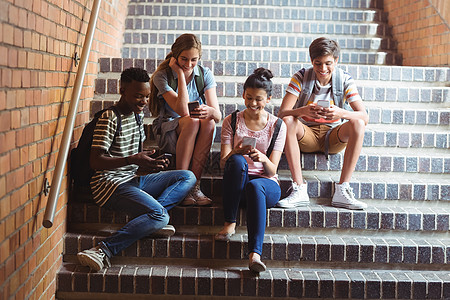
[221,110,287,182]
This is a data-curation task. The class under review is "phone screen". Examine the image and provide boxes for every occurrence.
[188,101,200,114]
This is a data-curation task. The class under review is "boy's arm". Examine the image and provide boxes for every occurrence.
[90,148,168,172]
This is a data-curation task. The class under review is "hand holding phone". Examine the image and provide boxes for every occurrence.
[188,101,200,116]
[155,153,172,161]
[242,136,257,148]
[316,100,330,108]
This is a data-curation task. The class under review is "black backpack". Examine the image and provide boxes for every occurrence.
[230,110,283,157]
[70,106,123,188]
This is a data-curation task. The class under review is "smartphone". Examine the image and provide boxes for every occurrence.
[188,101,200,115]
[242,136,257,148]
[316,100,330,108]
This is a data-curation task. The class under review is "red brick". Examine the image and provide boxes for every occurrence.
[0,91,5,110]
[2,68,12,88]
[14,27,23,47]
[0,111,11,132]
[8,48,18,68]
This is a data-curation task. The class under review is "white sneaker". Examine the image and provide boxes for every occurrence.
[276,181,310,208]
[77,246,111,272]
[332,182,367,210]
[151,224,176,237]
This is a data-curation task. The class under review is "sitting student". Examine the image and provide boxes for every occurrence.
[150,33,221,206]
[276,37,369,210]
[215,68,287,273]
[77,67,196,271]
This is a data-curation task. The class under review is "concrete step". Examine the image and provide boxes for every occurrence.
[57,262,449,299]
[67,201,450,231]
[129,0,383,9]
[97,58,450,84]
[128,0,384,9]
[94,75,450,102]
[127,2,387,22]
[63,230,450,267]
[201,146,450,174]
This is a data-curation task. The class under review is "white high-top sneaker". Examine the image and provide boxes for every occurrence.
[331,182,367,210]
[276,181,310,208]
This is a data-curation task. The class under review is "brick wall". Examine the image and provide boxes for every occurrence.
[0,0,129,299]
[383,0,450,66]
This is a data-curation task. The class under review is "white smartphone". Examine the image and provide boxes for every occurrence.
[242,136,256,148]
[316,100,330,108]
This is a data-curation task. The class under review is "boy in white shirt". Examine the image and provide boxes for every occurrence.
[277,37,369,210]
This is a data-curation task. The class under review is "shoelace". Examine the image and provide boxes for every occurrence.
[343,186,357,202]
[87,248,111,268]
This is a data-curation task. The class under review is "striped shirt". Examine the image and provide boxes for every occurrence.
[90,109,145,207]
[286,68,362,127]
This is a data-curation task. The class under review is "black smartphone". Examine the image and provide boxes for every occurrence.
[188,101,200,116]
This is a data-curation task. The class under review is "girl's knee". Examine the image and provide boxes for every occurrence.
[180,116,200,132]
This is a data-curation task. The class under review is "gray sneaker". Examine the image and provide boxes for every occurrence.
[77,246,111,272]
[276,182,310,208]
[332,182,367,210]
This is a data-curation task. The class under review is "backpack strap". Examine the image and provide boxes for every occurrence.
[231,109,239,136]
[266,118,283,158]
[194,65,206,103]
[108,106,122,141]
[296,67,315,108]
[331,67,344,108]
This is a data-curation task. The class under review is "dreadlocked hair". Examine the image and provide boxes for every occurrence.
[149,33,202,116]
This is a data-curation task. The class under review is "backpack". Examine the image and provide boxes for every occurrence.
[166,65,206,103]
[70,106,123,188]
[230,110,283,158]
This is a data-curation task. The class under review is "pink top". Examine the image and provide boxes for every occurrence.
[221,110,287,183]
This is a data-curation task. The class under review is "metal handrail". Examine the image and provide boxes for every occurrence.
[43,0,103,228]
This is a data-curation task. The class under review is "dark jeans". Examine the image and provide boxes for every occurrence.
[100,170,196,257]
[222,154,281,255]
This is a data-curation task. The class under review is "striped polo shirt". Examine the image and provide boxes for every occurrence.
[90,109,145,207]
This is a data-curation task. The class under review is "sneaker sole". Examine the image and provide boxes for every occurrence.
[275,201,310,208]
[77,252,103,271]
[151,226,175,237]
[332,201,367,210]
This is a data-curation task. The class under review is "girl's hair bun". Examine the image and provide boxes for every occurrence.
[253,67,273,80]
[243,67,274,97]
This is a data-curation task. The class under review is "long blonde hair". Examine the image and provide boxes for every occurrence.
[149,33,202,116]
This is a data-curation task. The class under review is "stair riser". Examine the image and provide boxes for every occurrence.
[57,264,449,299]
[124,33,397,51]
[64,233,450,266]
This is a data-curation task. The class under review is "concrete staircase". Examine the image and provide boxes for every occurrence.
[57,0,450,298]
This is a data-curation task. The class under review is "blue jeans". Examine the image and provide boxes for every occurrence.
[99,170,196,257]
[222,155,281,255]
